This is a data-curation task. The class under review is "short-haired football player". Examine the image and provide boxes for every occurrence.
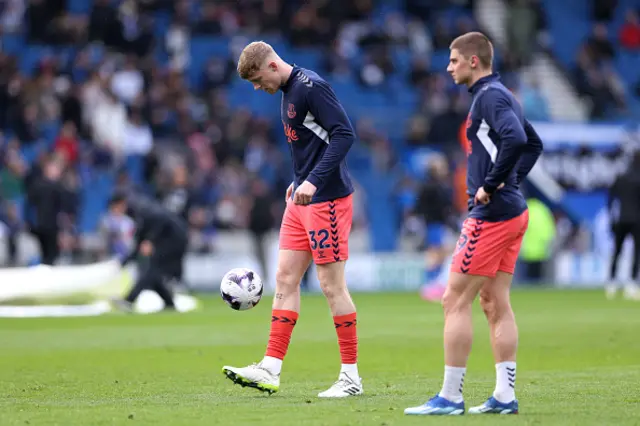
[405,32,544,415]
[221,41,361,398]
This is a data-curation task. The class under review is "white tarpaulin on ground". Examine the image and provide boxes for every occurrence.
[0,260,199,317]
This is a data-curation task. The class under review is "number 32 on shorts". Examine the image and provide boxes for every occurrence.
[309,229,330,250]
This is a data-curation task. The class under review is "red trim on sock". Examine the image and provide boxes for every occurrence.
[334,312,358,364]
[265,309,299,360]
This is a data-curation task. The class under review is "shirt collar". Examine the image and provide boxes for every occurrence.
[281,65,299,93]
[468,72,501,94]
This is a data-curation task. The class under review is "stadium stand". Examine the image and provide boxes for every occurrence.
[0,0,637,261]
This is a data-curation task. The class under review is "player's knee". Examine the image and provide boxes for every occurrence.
[318,277,344,300]
[275,267,300,292]
[317,263,346,300]
[479,289,510,323]
[441,287,465,315]
[479,290,497,321]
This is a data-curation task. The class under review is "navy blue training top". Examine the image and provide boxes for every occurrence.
[464,73,544,221]
[280,66,355,203]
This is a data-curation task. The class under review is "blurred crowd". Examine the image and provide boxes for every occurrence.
[0,0,634,267]
[573,4,639,120]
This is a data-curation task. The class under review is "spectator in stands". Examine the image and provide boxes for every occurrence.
[0,135,27,201]
[586,23,615,63]
[24,157,64,265]
[432,18,453,50]
[518,78,550,122]
[54,122,80,165]
[593,0,617,23]
[58,168,81,263]
[619,9,640,50]
[91,90,126,160]
[289,4,330,47]
[0,0,25,34]
[88,0,120,46]
[192,2,222,35]
[506,0,538,66]
[0,201,21,266]
[573,44,626,119]
[122,109,153,157]
[111,55,144,105]
[202,58,234,92]
[13,103,42,145]
[26,0,65,43]
[166,11,190,72]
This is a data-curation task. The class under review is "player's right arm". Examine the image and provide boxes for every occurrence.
[515,119,544,184]
[303,81,356,191]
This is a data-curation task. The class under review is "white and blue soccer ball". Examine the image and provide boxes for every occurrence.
[220,268,264,311]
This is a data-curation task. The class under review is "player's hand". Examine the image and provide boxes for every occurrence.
[474,187,491,205]
[140,240,153,256]
[474,183,505,205]
[293,181,317,206]
[285,183,294,201]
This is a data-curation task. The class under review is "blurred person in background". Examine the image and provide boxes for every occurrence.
[159,163,195,290]
[24,157,64,265]
[415,154,454,302]
[606,151,640,300]
[248,178,275,287]
[57,167,81,264]
[519,191,556,283]
[160,164,193,223]
[109,192,188,312]
[100,201,135,260]
[0,201,22,266]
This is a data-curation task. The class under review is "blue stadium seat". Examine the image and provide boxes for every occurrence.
[124,155,145,185]
[19,45,55,76]
[67,0,93,15]
[1,33,24,55]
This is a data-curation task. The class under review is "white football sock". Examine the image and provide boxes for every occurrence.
[261,356,283,375]
[439,365,466,403]
[340,363,359,379]
[493,361,516,403]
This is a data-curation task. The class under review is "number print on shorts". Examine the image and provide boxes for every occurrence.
[309,229,331,250]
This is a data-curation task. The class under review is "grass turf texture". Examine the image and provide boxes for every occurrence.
[1,289,639,426]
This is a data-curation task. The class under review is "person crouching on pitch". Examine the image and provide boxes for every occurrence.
[108,192,188,312]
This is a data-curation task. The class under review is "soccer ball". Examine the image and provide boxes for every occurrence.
[220,268,264,311]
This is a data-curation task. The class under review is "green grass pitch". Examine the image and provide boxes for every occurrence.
[1,289,639,426]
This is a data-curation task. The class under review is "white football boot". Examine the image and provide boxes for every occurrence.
[222,362,280,395]
[318,372,363,398]
[623,283,640,301]
[605,282,619,299]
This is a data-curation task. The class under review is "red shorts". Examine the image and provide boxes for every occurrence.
[279,195,353,265]
[451,210,529,278]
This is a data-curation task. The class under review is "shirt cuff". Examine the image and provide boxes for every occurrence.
[306,173,323,189]
[483,183,498,194]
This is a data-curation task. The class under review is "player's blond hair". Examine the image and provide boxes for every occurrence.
[237,41,275,80]
[450,32,494,69]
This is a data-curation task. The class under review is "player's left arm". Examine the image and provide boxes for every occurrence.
[304,81,356,191]
[514,119,544,184]
[481,89,528,194]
